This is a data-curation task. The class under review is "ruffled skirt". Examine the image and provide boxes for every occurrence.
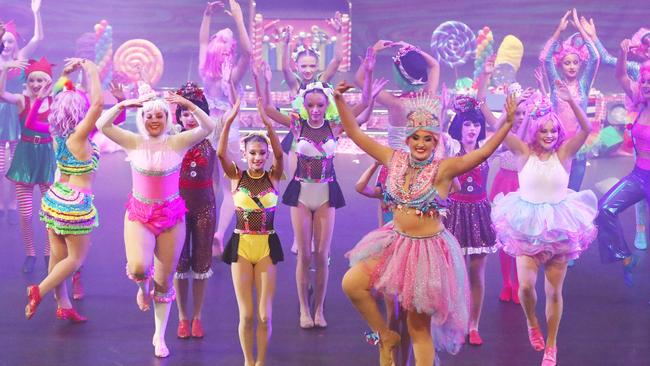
[346,224,468,354]
[126,194,187,236]
[40,182,98,235]
[491,190,598,262]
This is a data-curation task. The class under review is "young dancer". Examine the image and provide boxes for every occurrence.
[444,95,496,346]
[491,85,597,366]
[198,0,252,255]
[96,84,216,358]
[338,80,514,365]
[26,58,102,322]
[1,57,54,273]
[172,82,216,339]
[0,0,44,225]
[595,44,650,286]
[219,97,283,366]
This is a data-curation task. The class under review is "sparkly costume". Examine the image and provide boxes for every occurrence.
[280,74,328,154]
[492,153,598,264]
[0,70,23,143]
[176,139,216,279]
[222,170,284,265]
[596,114,650,263]
[444,147,497,255]
[282,116,345,210]
[346,150,468,354]
[6,96,56,185]
[39,137,100,235]
[125,136,187,236]
[540,37,600,190]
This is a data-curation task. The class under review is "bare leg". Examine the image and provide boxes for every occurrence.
[174,278,189,321]
[192,278,208,319]
[254,256,277,366]
[467,254,487,331]
[543,259,569,348]
[214,161,234,254]
[385,296,411,366]
[498,249,513,301]
[291,204,314,328]
[232,257,255,366]
[406,310,434,366]
[516,255,541,328]
[124,214,156,311]
[312,204,335,327]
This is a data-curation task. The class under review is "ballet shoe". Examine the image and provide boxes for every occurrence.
[152,336,170,358]
[191,318,205,338]
[177,319,191,339]
[498,285,512,302]
[25,285,41,320]
[56,307,87,323]
[634,232,647,250]
[541,346,557,366]
[512,287,520,304]
[299,313,314,329]
[468,329,483,346]
[314,313,328,328]
[72,270,84,300]
[378,329,400,366]
[623,255,639,288]
[136,287,151,311]
[527,326,545,351]
[22,256,36,273]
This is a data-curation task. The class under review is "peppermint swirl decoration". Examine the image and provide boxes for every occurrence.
[430,21,476,68]
[113,39,164,86]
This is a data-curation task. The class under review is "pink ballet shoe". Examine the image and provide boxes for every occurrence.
[499,286,512,302]
[541,346,557,366]
[191,318,204,338]
[25,285,41,320]
[468,329,483,346]
[177,320,191,339]
[56,307,88,323]
[72,270,84,300]
[528,327,546,351]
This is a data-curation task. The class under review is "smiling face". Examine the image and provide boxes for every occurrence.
[245,140,269,171]
[143,108,167,137]
[303,90,328,124]
[297,54,318,82]
[461,119,482,147]
[561,53,581,79]
[26,71,51,96]
[640,71,650,101]
[1,32,17,58]
[535,118,561,151]
[406,130,438,161]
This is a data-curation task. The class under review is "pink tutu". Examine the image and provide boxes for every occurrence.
[489,168,519,201]
[346,223,469,354]
[491,189,597,263]
[126,194,187,235]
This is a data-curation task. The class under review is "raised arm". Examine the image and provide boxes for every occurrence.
[198,2,222,71]
[229,0,252,85]
[334,82,392,165]
[257,99,284,182]
[254,63,292,127]
[0,60,28,106]
[216,97,242,180]
[355,161,383,199]
[65,59,104,142]
[96,100,142,150]
[17,0,44,59]
[168,93,219,151]
[439,94,515,180]
[280,26,300,93]
[556,80,591,161]
[320,12,344,82]
[355,43,402,108]
[540,11,570,85]
[616,39,635,99]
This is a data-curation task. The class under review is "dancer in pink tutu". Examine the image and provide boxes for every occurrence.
[336,81,515,366]
[491,83,597,366]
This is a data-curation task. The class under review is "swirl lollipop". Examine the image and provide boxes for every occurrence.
[430,21,476,68]
[113,39,164,86]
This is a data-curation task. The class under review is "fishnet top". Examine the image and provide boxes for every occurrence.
[294,119,336,182]
[234,171,278,234]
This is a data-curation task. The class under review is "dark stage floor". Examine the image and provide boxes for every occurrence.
[0,151,649,366]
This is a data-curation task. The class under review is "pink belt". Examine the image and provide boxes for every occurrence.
[21,134,53,144]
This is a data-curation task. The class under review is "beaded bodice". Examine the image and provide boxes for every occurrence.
[54,136,100,175]
[292,118,337,183]
[233,171,278,234]
[384,151,449,217]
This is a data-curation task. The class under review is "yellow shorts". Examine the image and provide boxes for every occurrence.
[237,234,271,265]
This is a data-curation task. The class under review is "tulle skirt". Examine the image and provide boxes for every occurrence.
[346,223,469,354]
[491,190,598,263]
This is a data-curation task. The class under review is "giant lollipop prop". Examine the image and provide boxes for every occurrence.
[430,21,475,70]
[113,39,164,86]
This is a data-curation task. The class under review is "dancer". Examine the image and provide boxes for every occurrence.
[96,85,216,358]
[540,9,599,191]
[338,80,514,365]
[172,82,216,339]
[595,43,650,286]
[355,161,391,226]
[219,97,283,366]
[491,85,597,366]
[1,57,54,273]
[444,95,496,346]
[0,0,44,225]
[198,0,252,255]
[25,58,102,322]
[578,17,649,250]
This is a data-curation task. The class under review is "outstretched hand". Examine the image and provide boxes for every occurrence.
[620,39,631,54]
[370,78,389,99]
[257,98,271,128]
[3,59,29,70]
[364,46,376,72]
[326,11,343,33]
[556,10,571,33]
[204,1,224,16]
[504,93,517,126]
[121,94,154,109]
[554,79,574,102]
[579,16,597,39]
[109,82,126,101]
[333,81,354,98]
[372,40,393,53]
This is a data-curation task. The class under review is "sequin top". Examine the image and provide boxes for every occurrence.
[449,147,489,203]
[54,136,100,175]
[291,116,339,183]
[128,137,183,203]
[233,171,278,234]
[179,139,215,189]
[384,150,449,216]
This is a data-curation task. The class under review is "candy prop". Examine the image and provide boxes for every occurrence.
[473,26,494,81]
[113,39,164,86]
[94,20,113,89]
[430,21,475,68]
[492,35,524,87]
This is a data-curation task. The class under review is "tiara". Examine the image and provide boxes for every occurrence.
[176,82,205,100]
[405,92,441,131]
[292,44,320,62]
[452,94,480,113]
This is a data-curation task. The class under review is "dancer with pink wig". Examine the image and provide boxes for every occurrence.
[198,0,252,256]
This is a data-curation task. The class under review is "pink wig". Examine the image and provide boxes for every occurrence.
[553,42,589,67]
[48,90,90,137]
[628,60,650,111]
[200,28,237,80]
[524,94,565,152]
[630,28,650,59]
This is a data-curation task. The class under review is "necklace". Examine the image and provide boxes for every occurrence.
[247,169,265,179]
[408,153,434,168]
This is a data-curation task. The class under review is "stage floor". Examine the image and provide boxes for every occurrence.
[1,151,648,366]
